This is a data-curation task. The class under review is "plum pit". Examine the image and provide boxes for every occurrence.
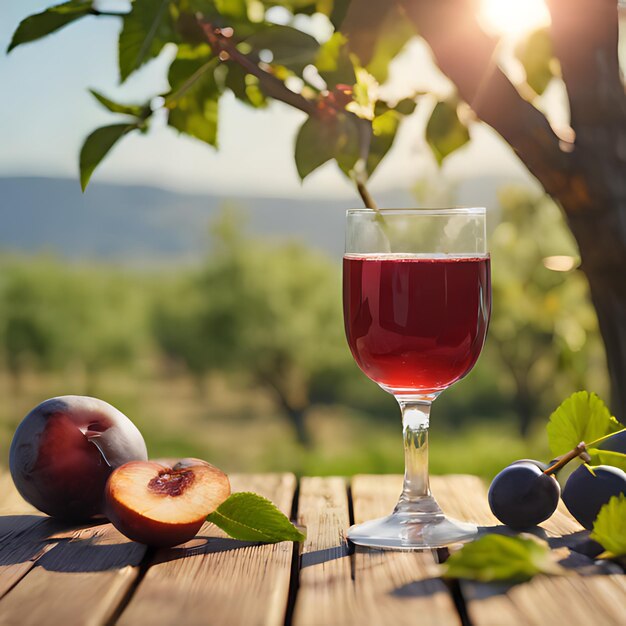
[148,469,195,497]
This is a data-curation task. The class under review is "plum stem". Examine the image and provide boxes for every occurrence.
[543,442,589,476]
[586,427,626,448]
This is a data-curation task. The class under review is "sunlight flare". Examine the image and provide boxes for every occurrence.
[479,0,551,38]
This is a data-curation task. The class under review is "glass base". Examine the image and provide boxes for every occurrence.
[347,495,477,550]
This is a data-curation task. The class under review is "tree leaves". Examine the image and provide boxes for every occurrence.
[546,391,623,457]
[7,0,94,53]
[515,28,556,96]
[245,25,320,75]
[166,47,221,145]
[207,492,306,542]
[366,110,399,175]
[426,99,470,166]
[444,534,563,583]
[79,123,138,191]
[591,494,626,557]
[225,64,267,108]
[315,33,356,88]
[90,89,147,117]
[294,113,359,180]
[336,0,415,83]
[118,0,174,83]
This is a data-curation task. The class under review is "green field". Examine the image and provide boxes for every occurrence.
[0,368,550,481]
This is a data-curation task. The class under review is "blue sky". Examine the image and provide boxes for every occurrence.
[0,1,532,199]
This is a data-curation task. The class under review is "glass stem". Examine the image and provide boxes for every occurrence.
[395,395,442,514]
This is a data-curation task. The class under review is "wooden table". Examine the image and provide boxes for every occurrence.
[0,472,624,626]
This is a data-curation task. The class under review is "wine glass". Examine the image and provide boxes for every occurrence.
[343,208,491,549]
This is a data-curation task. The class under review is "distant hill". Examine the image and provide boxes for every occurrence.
[0,176,525,263]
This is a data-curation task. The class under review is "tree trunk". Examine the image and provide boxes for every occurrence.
[285,405,311,448]
[401,0,626,421]
[256,370,312,446]
[567,210,626,420]
[514,385,535,438]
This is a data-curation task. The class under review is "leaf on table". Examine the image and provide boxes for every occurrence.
[426,99,470,166]
[79,123,138,191]
[118,0,175,83]
[547,391,622,457]
[443,534,564,583]
[207,492,306,543]
[8,0,95,53]
[591,494,626,557]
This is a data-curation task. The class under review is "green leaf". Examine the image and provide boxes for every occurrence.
[214,0,249,22]
[207,492,306,542]
[245,25,320,75]
[225,64,267,108]
[324,0,350,28]
[118,0,174,83]
[587,449,626,473]
[394,98,417,116]
[444,534,563,583]
[367,109,399,175]
[315,33,356,88]
[8,0,94,53]
[426,99,470,166]
[90,89,147,117]
[515,28,555,96]
[294,113,359,180]
[547,391,622,457]
[362,6,414,83]
[167,49,221,145]
[591,494,626,557]
[79,123,137,191]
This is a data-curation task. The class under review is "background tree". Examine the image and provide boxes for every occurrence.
[7,0,625,418]
[488,186,607,435]
[0,256,150,391]
[153,209,347,444]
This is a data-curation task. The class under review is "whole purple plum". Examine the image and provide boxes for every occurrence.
[9,396,148,521]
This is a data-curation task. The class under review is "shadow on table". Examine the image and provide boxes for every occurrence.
[0,513,304,574]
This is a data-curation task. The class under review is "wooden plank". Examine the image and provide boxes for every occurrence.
[433,475,626,626]
[349,475,461,626]
[0,470,62,599]
[118,473,297,626]
[291,477,354,625]
[0,521,147,626]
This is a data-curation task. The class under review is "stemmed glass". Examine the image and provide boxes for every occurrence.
[343,208,491,549]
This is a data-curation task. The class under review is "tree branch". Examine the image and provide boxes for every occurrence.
[89,9,128,17]
[398,0,576,205]
[197,19,378,209]
[197,22,318,117]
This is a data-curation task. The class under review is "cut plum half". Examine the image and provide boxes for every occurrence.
[105,458,230,547]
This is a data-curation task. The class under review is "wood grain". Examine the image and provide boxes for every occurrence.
[118,473,297,626]
[350,475,460,626]
[0,471,61,600]
[291,477,354,625]
[435,475,626,626]
[0,520,147,626]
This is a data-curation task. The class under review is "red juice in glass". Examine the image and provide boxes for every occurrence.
[343,254,491,394]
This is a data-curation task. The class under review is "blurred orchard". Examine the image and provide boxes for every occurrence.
[0,186,608,478]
